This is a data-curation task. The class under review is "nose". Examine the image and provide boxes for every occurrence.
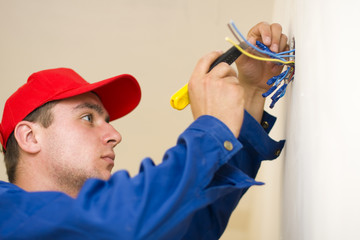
[102,123,122,147]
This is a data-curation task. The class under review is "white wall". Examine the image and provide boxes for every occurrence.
[273,0,360,239]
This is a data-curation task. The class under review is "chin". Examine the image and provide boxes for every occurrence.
[99,171,112,181]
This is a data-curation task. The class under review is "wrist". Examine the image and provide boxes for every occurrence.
[241,84,266,123]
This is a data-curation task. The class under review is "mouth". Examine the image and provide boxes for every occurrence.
[101,153,115,165]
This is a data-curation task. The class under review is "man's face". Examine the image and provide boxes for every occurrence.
[38,92,121,191]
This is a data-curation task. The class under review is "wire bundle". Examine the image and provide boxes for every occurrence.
[227,20,295,108]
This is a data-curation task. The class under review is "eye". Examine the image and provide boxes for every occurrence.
[82,114,93,123]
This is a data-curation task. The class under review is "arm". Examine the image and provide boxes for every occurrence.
[182,22,289,239]
[0,116,256,240]
[182,111,285,240]
[188,50,245,138]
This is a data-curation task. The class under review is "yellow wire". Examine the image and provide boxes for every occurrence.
[226,37,295,65]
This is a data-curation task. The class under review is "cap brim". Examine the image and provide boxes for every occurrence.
[53,74,141,121]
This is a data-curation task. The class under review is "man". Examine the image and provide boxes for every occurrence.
[0,22,287,239]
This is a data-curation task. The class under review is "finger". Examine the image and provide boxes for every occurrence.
[279,33,289,52]
[210,62,237,78]
[269,23,283,52]
[194,51,224,77]
[247,21,271,46]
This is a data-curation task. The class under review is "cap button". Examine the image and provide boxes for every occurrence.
[224,141,233,151]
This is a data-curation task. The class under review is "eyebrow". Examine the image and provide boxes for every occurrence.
[73,102,110,122]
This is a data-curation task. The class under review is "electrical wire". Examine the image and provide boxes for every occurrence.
[226,37,295,65]
[227,23,242,44]
[226,20,295,108]
[278,49,296,54]
[229,21,289,61]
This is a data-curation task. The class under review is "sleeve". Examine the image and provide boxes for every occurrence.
[181,111,285,240]
[0,115,263,240]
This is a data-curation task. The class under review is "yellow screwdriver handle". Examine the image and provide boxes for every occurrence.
[170,83,189,110]
[170,44,244,110]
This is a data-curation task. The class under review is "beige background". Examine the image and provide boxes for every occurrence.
[0,1,286,239]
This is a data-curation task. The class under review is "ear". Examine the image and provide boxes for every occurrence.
[14,121,41,154]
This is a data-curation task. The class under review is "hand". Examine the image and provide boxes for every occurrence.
[234,22,289,122]
[188,51,245,138]
[236,21,289,92]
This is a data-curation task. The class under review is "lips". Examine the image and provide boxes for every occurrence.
[101,152,115,164]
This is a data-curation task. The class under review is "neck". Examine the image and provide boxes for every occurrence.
[15,157,81,198]
[15,177,79,198]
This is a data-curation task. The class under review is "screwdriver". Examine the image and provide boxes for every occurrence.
[170,43,245,110]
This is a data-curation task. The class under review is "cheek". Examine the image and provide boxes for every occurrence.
[45,125,99,161]
[66,133,99,158]
[59,122,95,143]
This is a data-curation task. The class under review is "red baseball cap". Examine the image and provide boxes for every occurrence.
[0,68,141,150]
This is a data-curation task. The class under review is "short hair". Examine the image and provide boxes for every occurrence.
[3,101,58,183]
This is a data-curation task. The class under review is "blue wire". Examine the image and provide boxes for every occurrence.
[267,85,286,106]
[256,41,295,59]
[277,55,295,58]
[255,37,296,58]
[255,41,287,61]
[229,20,295,108]
[263,85,278,98]
[269,83,288,108]
[267,69,288,85]
[278,49,296,54]
[274,68,290,86]
[230,20,287,61]
[262,67,291,98]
